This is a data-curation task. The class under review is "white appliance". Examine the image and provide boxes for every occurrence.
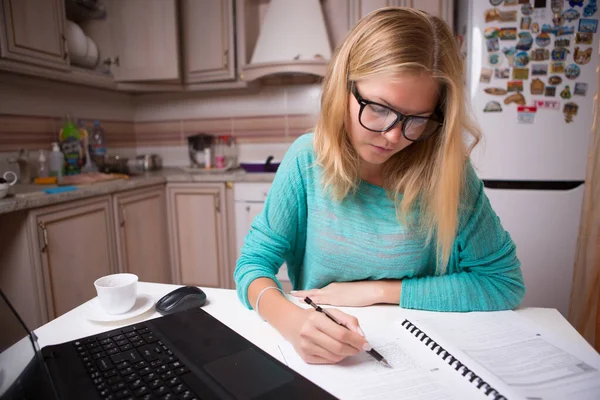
[456,1,596,316]
[234,183,292,291]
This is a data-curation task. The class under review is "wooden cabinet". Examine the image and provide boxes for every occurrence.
[167,183,231,289]
[113,186,171,284]
[352,0,454,28]
[181,0,235,83]
[0,0,69,70]
[109,0,179,82]
[29,196,117,320]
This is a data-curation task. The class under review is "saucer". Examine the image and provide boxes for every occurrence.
[81,293,155,322]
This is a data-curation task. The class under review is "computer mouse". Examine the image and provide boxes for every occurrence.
[155,286,207,315]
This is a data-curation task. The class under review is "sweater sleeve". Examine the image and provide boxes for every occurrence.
[400,164,526,312]
[233,136,310,309]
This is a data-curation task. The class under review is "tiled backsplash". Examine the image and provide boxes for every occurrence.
[0,73,322,171]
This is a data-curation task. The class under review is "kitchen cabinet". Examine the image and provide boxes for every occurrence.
[113,186,171,284]
[181,0,235,83]
[109,0,179,82]
[167,183,232,289]
[353,0,454,28]
[0,0,69,70]
[28,196,118,320]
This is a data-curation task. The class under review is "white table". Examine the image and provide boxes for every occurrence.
[35,282,598,367]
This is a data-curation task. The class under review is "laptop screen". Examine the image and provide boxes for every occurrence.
[0,291,58,400]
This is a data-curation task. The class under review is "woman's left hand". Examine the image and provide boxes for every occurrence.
[290,281,402,307]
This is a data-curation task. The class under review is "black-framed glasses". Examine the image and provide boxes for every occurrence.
[351,85,444,142]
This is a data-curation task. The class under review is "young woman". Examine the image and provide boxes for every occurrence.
[234,7,525,365]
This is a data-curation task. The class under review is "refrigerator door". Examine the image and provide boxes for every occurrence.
[466,0,596,181]
[484,184,585,317]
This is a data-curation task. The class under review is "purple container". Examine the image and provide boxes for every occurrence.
[240,156,280,173]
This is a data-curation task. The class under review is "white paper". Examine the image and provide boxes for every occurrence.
[280,327,486,400]
[410,311,600,400]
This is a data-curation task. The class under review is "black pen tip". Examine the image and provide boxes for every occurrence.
[304,297,312,305]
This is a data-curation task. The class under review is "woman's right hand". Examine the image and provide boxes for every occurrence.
[280,307,370,364]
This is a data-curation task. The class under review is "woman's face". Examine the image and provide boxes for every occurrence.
[347,73,440,167]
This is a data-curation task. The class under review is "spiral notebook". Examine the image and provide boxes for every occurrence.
[279,310,600,400]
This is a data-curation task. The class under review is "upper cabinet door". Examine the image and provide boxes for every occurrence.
[182,0,235,83]
[0,0,69,70]
[110,0,179,82]
[403,0,454,30]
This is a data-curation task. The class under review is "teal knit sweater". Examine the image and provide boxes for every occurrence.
[234,134,525,312]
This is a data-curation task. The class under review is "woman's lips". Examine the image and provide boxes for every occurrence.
[371,144,393,153]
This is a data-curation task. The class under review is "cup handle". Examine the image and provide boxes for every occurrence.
[3,171,17,186]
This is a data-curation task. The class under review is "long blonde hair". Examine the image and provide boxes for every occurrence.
[314,7,481,273]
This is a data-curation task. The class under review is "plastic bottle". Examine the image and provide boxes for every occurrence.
[59,114,83,175]
[215,136,226,169]
[77,119,97,173]
[37,150,48,178]
[49,142,65,183]
[89,120,107,169]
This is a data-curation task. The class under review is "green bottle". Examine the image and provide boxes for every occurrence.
[59,114,83,175]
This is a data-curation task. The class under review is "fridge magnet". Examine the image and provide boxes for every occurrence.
[531,48,549,61]
[550,61,565,73]
[490,0,503,5]
[480,68,493,83]
[574,82,589,95]
[484,101,503,112]
[565,63,581,79]
[489,53,502,65]
[553,11,565,27]
[563,102,579,122]
[563,8,581,21]
[561,85,573,98]
[545,86,557,96]
[574,46,592,64]
[521,16,533,30]
[530,78,546,94]
[495,68,511,78]
[548,75,563,84]
[517,106,537,123]
[584,0,598,16]
[500,27,518,40]
[515,51,530,66]
[578,18,598,32]
[536,32,551,47]
[485,9,518,22]
[522,3,534,15]
[484,27,500,38]
[557,25,576,35]
[485,87,509,95]
[555,38,571,47]
[532,63,549,75]
[487,38,500,52]
[504,91,526,105]
[532,22,540,33]
[551,0,563,13]
[502,47,517,66]
[513,67,530,79]
[551,47,569,61]
[504,0,518,5]
[535,99,561,109]
[518,0,530,3]
[575,32,594,43]
[507,80,525,92]
[567,0,583,6]
[517,32,534,50]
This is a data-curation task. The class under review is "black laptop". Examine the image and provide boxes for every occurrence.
[0,291,337,400]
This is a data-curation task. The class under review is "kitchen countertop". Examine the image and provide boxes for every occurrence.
[0,168,276,215]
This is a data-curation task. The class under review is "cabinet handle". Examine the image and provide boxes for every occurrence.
[120,209,127,227]
[103,56,120,67]
[38,221,48,253]
[223,49,228,68]
[246,206,250,212]
[215,193,221,213]
[62,35,68,60]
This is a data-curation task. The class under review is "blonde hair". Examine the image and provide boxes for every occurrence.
[314,7,481,273]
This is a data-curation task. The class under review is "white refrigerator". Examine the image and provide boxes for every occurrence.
[456,0,597,316]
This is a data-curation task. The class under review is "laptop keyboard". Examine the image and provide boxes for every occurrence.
[73,323,198,400]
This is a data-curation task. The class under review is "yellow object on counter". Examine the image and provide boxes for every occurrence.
[34,177,58,185]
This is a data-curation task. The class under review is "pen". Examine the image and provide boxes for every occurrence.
[304,297,392,368]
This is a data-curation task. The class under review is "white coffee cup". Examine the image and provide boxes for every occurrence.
[94,273,138,314]
[0,171,17,200]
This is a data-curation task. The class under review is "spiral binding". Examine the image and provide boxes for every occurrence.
[401,319,508,400]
